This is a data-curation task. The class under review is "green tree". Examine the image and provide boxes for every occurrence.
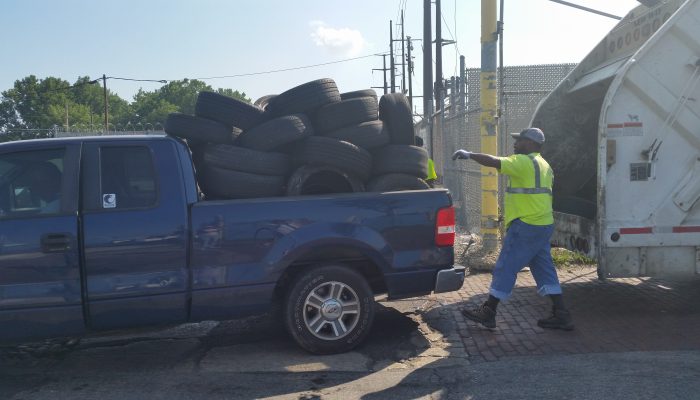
[157,79,211,115]
[0,75,133,136]
[129,79,251,126]
[131,89,179,126]
[1,75,69,130]
[0,75,249,139]
[216,88,250,103]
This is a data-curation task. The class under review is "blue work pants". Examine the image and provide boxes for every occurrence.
[489,219,562,300]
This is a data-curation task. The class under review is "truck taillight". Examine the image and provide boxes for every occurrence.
[435,206,456,247]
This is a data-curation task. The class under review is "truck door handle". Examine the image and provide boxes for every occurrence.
[41,233,72,253]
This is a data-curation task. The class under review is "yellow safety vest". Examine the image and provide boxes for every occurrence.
[498,152,553,228]
[427,159,437,181]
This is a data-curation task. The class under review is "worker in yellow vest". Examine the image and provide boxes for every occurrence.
[452,127,573,331]
[415,136,438,187]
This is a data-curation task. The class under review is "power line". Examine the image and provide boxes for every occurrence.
[187,52,388,81]
[441,4,460,77]
[4,52,389,99]
[441,12,459,55]
[107,77,168,83]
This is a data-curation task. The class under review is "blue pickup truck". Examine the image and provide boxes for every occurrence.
[0,135,464,354]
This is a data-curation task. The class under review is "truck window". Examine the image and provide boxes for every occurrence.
[0,148,66,217]
[99,146,157,209]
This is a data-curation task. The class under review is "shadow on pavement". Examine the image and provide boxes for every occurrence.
[0,302,433,399]
[359,271,700,399]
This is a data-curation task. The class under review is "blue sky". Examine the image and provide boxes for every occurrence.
[2,0,640,114]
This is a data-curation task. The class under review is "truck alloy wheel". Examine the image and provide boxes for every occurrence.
[303,280,360,340]
[285,265,375,354]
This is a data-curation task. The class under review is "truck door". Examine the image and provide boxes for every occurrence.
[81,140,189,330]
[0,144,83,341]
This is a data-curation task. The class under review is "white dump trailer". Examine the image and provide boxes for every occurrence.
[532,0,700,278]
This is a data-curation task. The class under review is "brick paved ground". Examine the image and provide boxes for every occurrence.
[427,267,700,363]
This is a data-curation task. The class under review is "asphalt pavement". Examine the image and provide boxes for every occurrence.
[2,266,698,399]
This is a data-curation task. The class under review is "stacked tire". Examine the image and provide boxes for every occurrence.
[368,93,431,192]
[164,78,430,200]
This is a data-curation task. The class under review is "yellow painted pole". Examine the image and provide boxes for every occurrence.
[481,0,499,251]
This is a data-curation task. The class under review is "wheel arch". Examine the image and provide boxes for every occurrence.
[272,244,388,305]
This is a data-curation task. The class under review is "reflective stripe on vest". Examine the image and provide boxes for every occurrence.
[505,154,552,195]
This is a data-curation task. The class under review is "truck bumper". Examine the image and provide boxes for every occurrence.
[434,265,466,293]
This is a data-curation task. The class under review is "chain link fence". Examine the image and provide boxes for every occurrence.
[418,63,576,233]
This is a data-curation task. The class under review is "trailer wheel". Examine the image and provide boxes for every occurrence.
[284,265,375,354]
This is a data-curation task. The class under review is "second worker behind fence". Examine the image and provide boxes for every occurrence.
[451,127,574,331]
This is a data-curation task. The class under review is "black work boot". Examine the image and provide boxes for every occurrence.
[462,303,497,329]
[537,307,574,331]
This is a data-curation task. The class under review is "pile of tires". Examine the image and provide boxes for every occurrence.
[164,78,430,200]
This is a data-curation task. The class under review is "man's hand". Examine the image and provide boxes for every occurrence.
[452,149,472,160]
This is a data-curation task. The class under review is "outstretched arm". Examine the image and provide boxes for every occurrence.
[452,150,501,169]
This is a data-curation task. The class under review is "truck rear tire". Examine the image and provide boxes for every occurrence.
[284,265,375,354]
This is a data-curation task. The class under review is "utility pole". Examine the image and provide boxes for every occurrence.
[481,0,499,251]
[435,0,443,111]
[389,20,396,93]
[497,0,506,237]
[65,101,69,132]
[102,74,109,132]
[423,0,433,121]
[372,54,390,94]
[498,0,505,140]
[407,36,414,109]
[401,10,406,94]
[460,55,466,110]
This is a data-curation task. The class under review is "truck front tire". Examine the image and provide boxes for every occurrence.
[284,265,375,354]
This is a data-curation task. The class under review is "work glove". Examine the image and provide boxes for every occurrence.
[452,149,472,160]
